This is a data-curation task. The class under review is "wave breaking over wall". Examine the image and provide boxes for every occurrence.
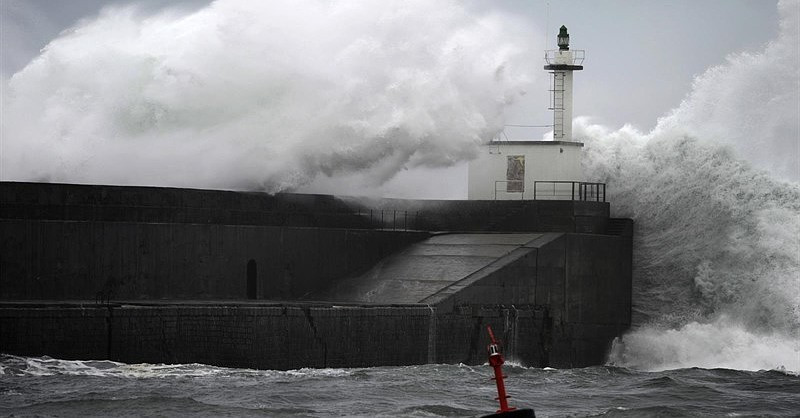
[0,0,534,191]
[585,0,799,372]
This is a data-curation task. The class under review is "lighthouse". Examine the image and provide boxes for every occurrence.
[467,25,588,201]
[544,25,584,141]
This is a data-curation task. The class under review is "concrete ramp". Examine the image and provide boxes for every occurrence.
[312,233,541,303]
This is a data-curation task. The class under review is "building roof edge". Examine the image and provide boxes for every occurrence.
[485,140,584,147]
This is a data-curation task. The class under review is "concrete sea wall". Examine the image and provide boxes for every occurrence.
[0,303,546,370]
[0,232,629,369]
[423,233,631,367]
[0,230,630,368]
[0,220,426,300]
[0,181,633,369]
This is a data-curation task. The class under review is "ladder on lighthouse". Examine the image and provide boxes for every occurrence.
[548,71,565,140]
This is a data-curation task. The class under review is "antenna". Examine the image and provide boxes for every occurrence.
[544,1,551,122]
[545,1,550,50]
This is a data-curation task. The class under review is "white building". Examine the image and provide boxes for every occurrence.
[467,140,584,200]
[468,25,589,201]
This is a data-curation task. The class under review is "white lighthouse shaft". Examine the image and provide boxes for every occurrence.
[551,69,574,141]
[544,25,584,142]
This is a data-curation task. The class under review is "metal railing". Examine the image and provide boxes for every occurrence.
[355,209,422,231]
[494,181,525,200]
[544,49,585,66]
[533,181,606,202]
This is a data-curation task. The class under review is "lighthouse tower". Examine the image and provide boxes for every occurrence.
[467,25,587,200]
[545,25,584,141]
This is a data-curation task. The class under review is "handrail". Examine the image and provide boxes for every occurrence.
[494,181,524,200]
[544,49,585,66]
[356,209,422,231]
[533,181,605,202]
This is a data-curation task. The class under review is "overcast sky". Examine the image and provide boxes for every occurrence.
[2,0,779,133]
[480,0,780,133]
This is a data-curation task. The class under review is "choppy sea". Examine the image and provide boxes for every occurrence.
[1,354,798,417]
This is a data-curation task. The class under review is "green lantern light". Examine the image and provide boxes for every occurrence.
[557,25,570,50]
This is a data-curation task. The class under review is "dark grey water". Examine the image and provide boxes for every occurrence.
[1,355,798,417]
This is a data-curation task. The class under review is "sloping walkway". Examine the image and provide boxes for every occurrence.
[311,233,541,303]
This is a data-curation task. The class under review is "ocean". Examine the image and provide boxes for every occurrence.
[2,354,798,417]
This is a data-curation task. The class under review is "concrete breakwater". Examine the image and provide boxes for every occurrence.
[0,220,426,301]
[0,181,632,368]
[1,303,551,370]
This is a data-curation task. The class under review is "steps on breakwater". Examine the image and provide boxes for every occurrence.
[309,233,543,304]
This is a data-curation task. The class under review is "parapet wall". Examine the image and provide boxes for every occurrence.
[351,197,610,234]
[1,181,611,234]
[1,220,426,300]
[0,181,370,228]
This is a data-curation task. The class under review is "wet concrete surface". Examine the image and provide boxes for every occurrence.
[311,233,541,303]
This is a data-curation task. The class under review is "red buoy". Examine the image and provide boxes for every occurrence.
[481,326,535,418]
[487,325,515,413]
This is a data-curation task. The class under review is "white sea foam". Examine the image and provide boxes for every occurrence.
[0,354,363,379]
[0,355,252,378]
[591,0,799,372]
[0,0,534,192]
[284,367,354,378]
[607,317,800,372]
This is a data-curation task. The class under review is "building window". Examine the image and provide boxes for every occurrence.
[506,155,525,193]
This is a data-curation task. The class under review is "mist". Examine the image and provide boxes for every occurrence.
[0,0,535,192]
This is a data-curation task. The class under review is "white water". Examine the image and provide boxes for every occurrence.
[0,354,357,379]
[594,0,799,372]
[1,0,798,373]
[0,0,535,191]
[607,318,799,373]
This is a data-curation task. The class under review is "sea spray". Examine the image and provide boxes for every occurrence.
[652,0,800,183]
[587,0,800,372]
[0,0,535,191]
[607,317,800,372]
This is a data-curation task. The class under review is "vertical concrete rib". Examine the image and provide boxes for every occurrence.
[427,305,437,364]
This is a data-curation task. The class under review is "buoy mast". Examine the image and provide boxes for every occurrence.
[481,326,535,418]
[487,325,515,413]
